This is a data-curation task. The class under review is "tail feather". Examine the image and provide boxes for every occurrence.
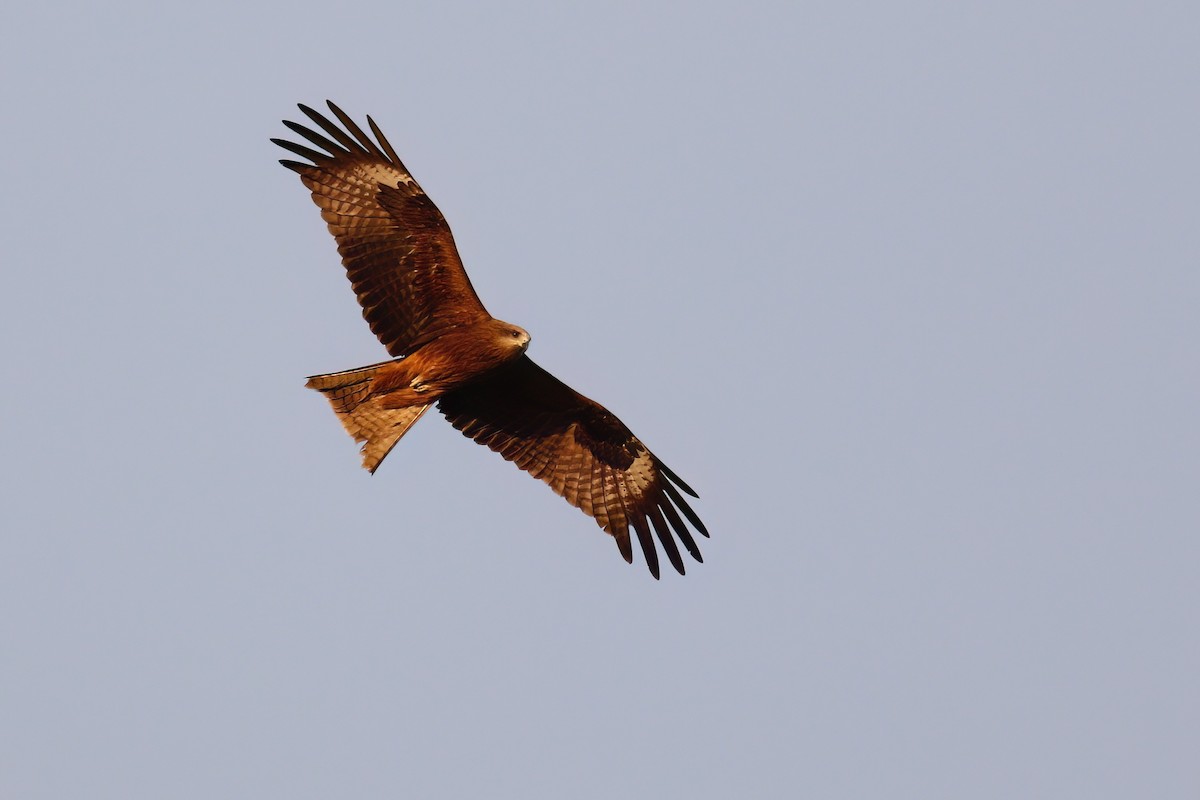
[305,361,431,473]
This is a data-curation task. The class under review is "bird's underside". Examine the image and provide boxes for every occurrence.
[274,100,708,578]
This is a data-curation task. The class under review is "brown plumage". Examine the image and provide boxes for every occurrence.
[274,101,707,578]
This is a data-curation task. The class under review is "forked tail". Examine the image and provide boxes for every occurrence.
[305,361,431,473]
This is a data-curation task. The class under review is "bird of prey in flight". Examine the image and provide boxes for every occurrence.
[273,101,708,578]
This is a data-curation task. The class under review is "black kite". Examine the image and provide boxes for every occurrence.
[273,101,708,578]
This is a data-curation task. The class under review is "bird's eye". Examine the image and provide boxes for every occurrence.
[511,331,520,338]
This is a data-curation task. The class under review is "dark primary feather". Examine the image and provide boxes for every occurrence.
[438,356,707,578]
[274,101,489,357]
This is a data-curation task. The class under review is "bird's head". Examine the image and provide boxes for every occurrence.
[496,321,531,353]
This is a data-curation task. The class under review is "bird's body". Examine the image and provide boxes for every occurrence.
[274,101,707,577]
[333,318,530,407]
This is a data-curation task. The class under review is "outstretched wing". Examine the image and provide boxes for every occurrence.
[274,101,490,356]
[437,356,708,578]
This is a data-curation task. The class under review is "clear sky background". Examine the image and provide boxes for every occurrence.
[2,2,1197,798]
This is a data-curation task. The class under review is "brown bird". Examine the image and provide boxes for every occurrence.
[273,101,707,578]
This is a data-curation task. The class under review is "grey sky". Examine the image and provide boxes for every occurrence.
[2,2,1197,798]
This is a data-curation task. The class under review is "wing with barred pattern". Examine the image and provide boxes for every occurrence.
[438,356,707,578]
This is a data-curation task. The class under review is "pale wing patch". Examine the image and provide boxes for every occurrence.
[354,162,417,189]
[623,447,658,500]
[304,163,419,212]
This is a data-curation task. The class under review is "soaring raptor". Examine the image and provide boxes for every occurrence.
[273,101,708,578]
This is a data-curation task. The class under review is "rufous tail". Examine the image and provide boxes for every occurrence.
[305,361,431,473]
